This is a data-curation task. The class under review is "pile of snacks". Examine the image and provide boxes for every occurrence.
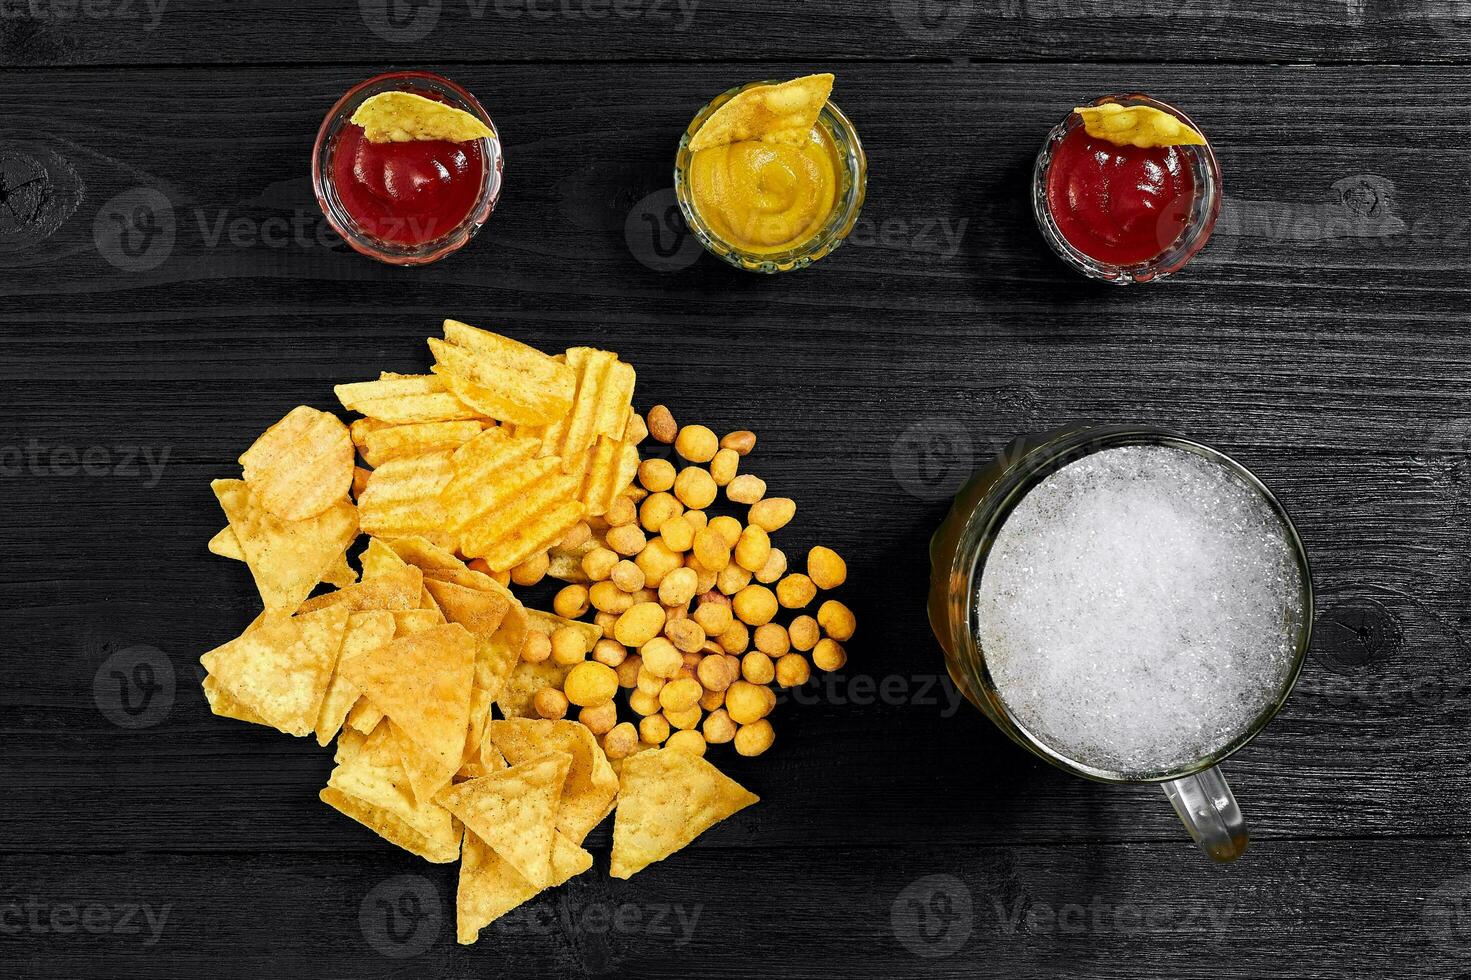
[199,320,855,944]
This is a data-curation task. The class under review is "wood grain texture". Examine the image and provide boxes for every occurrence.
[4,38,1471,980]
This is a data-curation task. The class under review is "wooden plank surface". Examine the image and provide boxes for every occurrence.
[4,41,1471,980]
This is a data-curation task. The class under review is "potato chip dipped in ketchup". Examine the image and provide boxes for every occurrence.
[1033,96,1221,285]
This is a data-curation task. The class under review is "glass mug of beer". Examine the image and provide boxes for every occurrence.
[928,425,1313,862]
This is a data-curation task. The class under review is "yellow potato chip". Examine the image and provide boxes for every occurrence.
[357,449,458,549]
[297,562,423,615]
[455,831,591,945]
[210,526,358,589]
[314,610,395,747]
[386,535,512,598]
[360,419,488,468]
[345,697,385,735]
[506,347,634,464]
[239,405,355,521]
[424,578,513,637]
[359,536,408,579]
[427,320,576,425]
[436,753,571,889]
[457,735,509,781]
[566,435,640,518]
[335,373,481,424]
[212,479,359,612]
[201,672,268,726]
[350,91,496,144]
[443,429,585,572]
[1073,103,1206,148]
[391,719,458,804]
[350,417,387,452]
[351,466,372,500]
[200,605,350,737]
[321,725,461,863]
[392,607,446,635]
[482,719,617,844]
[610,747,759,879]
[340,623,475,782]
[689,73,834,152]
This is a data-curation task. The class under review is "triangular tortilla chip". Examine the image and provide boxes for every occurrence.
[339,623,475,779]
[345,697,384,735]
[483,719,617,844]
[201,672,268,726]
[350,91,496,144]
[688,73,834,152]
[393,608,445,635]
[455,831,591,945]
[321,726,461,863]
[610,747,759,879]
[1074,103,1206,148]
[392,719,458,805]
[436,753,570,889]
[360,536,410,579]
[424,578,512,636]
[212,479,358,612]
[457,737,508,781]
[200,605,349,737]
[210,525,358,588]
[314,610,395,746]
[297,562,423,615]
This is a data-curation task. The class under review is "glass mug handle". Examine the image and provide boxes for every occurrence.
[1162,766,1248,862]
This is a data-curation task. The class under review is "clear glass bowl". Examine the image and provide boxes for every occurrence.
[1033,94,1221,285]
[674,82,867,274]
[312,70,504,267]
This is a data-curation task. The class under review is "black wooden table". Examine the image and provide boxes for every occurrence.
[6,4,1471,978]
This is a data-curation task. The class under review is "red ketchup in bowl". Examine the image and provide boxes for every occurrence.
[330,122,487,248]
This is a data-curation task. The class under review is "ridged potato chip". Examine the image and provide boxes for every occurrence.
[507,347,634,463]
[239,406,354,521]
[335,373,481,424]
[436,753,570,889]
[360,419,488,468]
[566,435,640,518]
[454,831,591,945]
[200,605,349,738]
[212,479,359,612]
[443,429,586,572]
[610,747,759,879]
[321,725,462,863]
[1073,103,1206,148]
[358,449,458,550]
[350,91,495,144]
[689,73,834,152]
[428,320,576,425]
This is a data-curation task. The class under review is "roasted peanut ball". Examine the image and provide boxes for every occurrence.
[582,546,618,582]
[638,458,676,493]
[560,522,592,551]
[629,688,661,716]
[754,623,791,656]
[775,653,811,688]
[720,430,756,456]
[749,497,796,532]
[593,638,628,668]
[708,515,743,547]
[647,405,677,443]
[578,699,618,735]
[602,721,638,759]
[665,729,707,756]
[611,559,646,593]
[812,638,847,672]
[566,662,618,707]
[605,494,638,528]
[533,687,569,720]
[776,573,818,609]
[659,514,695,553]
[639,491,683,533]
[550,626,589,666]
[716,563,753,596]
[699,686,726,711]
[636,668,666,697]
[807,546,848,590]
[733,585,778,626]
[553,584,590,619]
[735,719,775,757]
[665,617,707,653]
[659,566,700,608]
[640,636,683,679]
[614,602,666,647]
[511,551,550,587]
[702,708,737,744]
[615,653,643,688]
[663,704,702,730]
[727,474,766,505]
[594,610,619,633]
[817,599,857,641]
[708,448,740,487]
[590,580,635,615]
[692,593,733,636]
[788,615,820,651]
[741,651,776,685]
[636,538,684,586]
[718,620,751,655]
[692,527,731,571]
[674,467,718,510]
[659,676,704,713]
[755,547,787,584]
[674,424,719,463]
[734,524,772,573]
[605,523,648,557]
[683,509,708,532]
[521,631,552,664]
[696,650,738,692]
[725,680,771,725]
[639,713,671,745]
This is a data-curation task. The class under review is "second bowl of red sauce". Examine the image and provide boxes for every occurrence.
[313,71,504,266]
[1033,95,1220,284]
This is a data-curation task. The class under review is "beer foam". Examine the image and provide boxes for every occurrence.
[976,445,1303,776]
